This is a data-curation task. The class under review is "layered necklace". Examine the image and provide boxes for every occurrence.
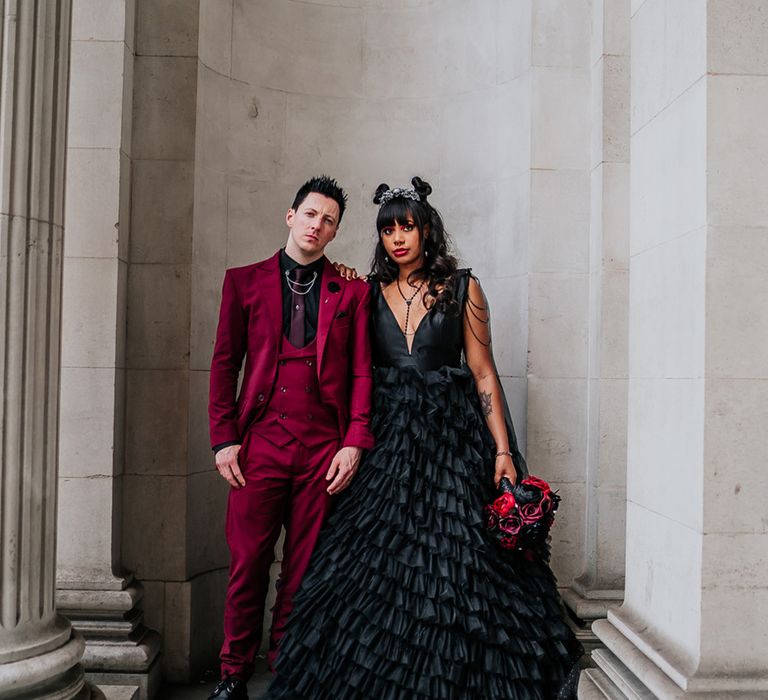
[396,278,426,336]
[285,269,318,295]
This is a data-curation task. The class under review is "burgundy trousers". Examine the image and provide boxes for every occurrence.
[220,430,338,680]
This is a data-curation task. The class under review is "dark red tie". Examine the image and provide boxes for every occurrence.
[288,267,312,347]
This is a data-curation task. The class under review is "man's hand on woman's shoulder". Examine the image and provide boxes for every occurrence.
[333,261,366,282]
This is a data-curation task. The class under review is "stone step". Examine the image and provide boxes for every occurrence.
[579,667,631,699]
[592,648,657,700]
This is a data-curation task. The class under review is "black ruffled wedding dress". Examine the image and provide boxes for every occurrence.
[264,271,582,699]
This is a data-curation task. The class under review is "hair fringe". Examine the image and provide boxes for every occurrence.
[369,177,459,315]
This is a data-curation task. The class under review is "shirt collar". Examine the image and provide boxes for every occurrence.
[280,248,325,274]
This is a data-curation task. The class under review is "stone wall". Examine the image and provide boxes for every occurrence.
[58,0,610,686]
[190,0,539,659]
[48,0,768,695]
[122,0,203,683]
[524,0,593,586]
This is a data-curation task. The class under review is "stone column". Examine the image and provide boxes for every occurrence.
[0,1,89,698]
[562,0,629,649]
[581,1,768,697]
[56,0,160,697]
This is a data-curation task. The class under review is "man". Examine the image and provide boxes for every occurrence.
[207,176,373,700]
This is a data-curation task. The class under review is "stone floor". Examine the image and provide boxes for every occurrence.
[159,674,272,700]
[158,659,272,699]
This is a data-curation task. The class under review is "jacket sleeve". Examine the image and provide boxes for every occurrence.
[341,283,375,450]
[209,269,247,448]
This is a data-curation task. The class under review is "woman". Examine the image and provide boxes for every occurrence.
[265,178,582,699]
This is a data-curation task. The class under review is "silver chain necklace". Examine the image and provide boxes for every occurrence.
[285,269,318,296]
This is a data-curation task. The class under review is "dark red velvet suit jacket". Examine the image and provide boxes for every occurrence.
[209,251,374,451]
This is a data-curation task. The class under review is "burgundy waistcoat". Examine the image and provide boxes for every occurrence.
[250,336,339,447]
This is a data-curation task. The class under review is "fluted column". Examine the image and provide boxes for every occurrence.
[0,1,88,698]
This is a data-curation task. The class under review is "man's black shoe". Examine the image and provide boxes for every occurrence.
[207,677,249,700]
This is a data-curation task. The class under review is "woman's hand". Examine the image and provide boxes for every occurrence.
[333,261,360,281]
[494,453,516,487]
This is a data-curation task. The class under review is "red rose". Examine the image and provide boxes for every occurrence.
[499,514,523,536]
[519,501,544,524]
[522,475,552,494]
[520,492,555,524]
[540,492,554,514]
[493,492,517,516]
[484,507,499,530]
[500,535,519,550]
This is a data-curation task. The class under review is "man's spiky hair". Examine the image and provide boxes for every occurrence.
[291,175,348,223]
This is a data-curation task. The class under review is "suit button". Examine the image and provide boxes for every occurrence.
[306,359,313,367]
[280,386,287,393]
[307,413,314,420]
[279,413,286,420]
[257,393,265,401]
[304,386,311,393]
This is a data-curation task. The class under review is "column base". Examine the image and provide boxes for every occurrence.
[87,657,161,700]
[56,577,161,700]
[0,628,88,700]
[589,613,768,699]
[562,585,623,657]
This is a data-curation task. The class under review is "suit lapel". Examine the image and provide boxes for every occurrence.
[317,257,345,373]
[257,251,283,348]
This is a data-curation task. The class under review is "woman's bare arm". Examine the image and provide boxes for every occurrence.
[462,275,516,485]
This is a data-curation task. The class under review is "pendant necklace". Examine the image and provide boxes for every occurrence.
[396,278,425,336]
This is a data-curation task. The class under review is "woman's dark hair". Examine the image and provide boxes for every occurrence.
[370,177,459,314]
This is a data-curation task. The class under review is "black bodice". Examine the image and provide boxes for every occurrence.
[371,269,471,371]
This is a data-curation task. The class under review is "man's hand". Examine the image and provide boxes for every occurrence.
[326,446,363,494]
[215,444,246,488]
[332,261,363,281]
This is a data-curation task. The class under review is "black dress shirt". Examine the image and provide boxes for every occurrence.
[279,249,324,345]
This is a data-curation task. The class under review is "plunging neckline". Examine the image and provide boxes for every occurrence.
[379,283,433,356]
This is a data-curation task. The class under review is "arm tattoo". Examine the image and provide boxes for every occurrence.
[479,391,493,417]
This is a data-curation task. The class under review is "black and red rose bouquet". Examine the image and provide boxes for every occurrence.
[484,475,560,558]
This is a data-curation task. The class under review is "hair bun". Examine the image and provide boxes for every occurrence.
[373,183,390,205]
[411,176,432,200]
